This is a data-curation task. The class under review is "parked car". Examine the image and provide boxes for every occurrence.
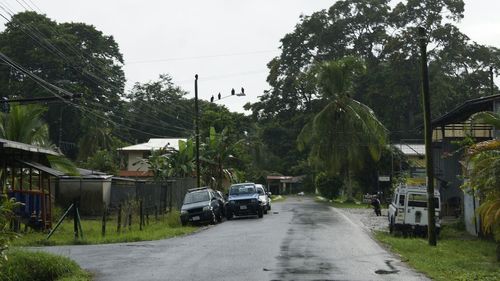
[255,184,271,214]
[388,184,441,235]
[180,187,223,226]
[214,190,227,217]
[226,183,264,219]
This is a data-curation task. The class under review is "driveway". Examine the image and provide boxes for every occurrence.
[38,197,428,281]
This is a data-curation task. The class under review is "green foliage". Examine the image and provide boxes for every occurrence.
[0,104,51,147]
[247,0,500,179]
[80,150,119,175]
[375,231,500,281]
[298,58,387,199]
[463,112,500,242]
[0,196,21,266]
[12,216,197,246]
[0,11,125,158]
[0,249,90,281]
[315,172,343,200]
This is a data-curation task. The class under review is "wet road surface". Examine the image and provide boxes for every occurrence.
[38,197,428,281]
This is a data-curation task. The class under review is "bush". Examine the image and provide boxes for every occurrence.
[315,172,343,200]
[0,195,20,264]
[0,249,90,281]
[166,210,181,227]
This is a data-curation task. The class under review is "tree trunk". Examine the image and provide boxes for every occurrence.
[345,168,354,203]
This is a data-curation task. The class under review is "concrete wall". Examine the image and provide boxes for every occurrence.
[463,187,480,236]
[127,151,149,171]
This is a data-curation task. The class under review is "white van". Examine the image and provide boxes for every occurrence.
[388,184,441,235]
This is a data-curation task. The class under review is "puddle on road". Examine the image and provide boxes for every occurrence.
[375,260,400,275]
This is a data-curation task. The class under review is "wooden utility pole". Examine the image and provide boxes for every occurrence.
[418,27,437,246]
[195,74,201,187]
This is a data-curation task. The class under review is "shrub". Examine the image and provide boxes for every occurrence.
[166,210,181,227]
[0,195,20,265]
[315,172,343,200]
[0,249,90,281]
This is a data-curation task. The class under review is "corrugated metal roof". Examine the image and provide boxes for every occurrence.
[393,143,425,156]
[118,138,187,151]
[18,160,66,177]
[0,138,60,156]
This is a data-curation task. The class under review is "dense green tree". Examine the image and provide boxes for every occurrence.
[123,74,193,143]
[247,0,500,177]
[0,11,125,157]
[298,58,387,200]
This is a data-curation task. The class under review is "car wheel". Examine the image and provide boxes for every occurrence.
[216,210,223,223]
[210,211,217,225]
[226,211,233,220]
[264,207,268,215]
[258,208,263,218]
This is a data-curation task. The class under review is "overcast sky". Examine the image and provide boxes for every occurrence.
[2,0,499,113]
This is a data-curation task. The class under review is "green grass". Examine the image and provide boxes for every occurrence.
[12,211,198,246]
[0,249,91,281]
[375,229,500,281]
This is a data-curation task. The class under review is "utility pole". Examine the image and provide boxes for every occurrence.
[490,66,494,96]
[194,74,201,188]
[418,27,437,246]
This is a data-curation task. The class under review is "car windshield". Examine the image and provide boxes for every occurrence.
[184,191,209,204]
[230,185,256,195]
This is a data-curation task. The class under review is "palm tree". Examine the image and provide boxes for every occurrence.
[298,57,387,201]
[0,103,50,146]
[465,111,500,260]
[0,103,78,175]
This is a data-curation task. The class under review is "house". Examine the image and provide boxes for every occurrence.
[266,175,304,195]
[431,94,500,235]
[393,142,426,181]
[117,138,186,178]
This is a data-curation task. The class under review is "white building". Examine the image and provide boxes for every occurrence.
[118,138,186,178]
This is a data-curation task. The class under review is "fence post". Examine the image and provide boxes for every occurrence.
[128,210,132,231]
[101,203,107,237]
[73,200,79,240]
[139,200,143,231]
[117,204,122,233]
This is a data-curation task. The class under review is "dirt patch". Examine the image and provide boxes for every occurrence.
[337,207,389,233]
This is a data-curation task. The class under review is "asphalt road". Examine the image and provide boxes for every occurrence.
[38,197,429,281]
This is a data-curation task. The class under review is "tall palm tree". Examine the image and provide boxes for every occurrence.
[298,57,387,200]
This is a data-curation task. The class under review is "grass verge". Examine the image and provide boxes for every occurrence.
[12,211,198,246]
[0,249,90,281]
[374,228,500,281]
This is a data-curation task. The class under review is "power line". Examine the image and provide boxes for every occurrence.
[0,5,196,131]
[126,50,279,65]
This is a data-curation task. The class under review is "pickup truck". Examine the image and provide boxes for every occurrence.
[226,183,264,219]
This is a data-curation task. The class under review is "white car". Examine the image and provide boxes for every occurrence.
[255,184,271,214]
[388,184,441,235]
